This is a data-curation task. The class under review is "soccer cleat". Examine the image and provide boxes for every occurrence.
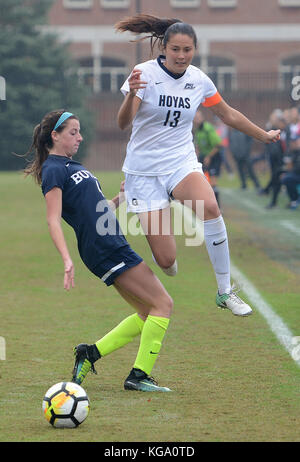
[124,368,171,392]
[72,343,99,385]
[216,288,253,316]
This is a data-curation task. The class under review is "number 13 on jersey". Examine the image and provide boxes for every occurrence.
[163,110,181,127]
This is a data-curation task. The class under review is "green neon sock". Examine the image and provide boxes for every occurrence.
[95,313,144,357]
[133,315,170,376]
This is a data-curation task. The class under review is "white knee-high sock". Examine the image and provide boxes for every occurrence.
[204,215,231,294]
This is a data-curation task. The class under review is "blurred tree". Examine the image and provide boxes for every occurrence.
[0,0,94,170]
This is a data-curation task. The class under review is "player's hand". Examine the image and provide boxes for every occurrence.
[64,258,75,290]
[128,68,147,95]
[265,129,281,143]
[120,180,125,193]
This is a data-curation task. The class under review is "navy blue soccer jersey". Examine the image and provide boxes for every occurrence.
[41,155,130,272]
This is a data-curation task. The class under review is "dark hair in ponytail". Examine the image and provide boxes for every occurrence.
[115,14,197,55]
[24,109,78,185]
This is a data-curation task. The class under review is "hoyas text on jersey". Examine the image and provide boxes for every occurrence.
[158,95,191,109]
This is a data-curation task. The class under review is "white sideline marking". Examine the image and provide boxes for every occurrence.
[172,201,299,367]
[279,220,300,236]
[231,263,300,367]
[222,189,263,214]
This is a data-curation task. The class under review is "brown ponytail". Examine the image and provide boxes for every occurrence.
[115,14,182,54]
[24,109,78,185]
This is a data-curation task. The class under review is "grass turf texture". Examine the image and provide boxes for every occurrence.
[0,171,300,442]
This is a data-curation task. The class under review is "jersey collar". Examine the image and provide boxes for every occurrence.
[157,55,186,80]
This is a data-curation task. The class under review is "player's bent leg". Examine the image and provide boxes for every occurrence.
[72,262,173,390]
[172,172,253,316]
[116,263,173,391]
[139,209,178,276]
[115,262,173,319]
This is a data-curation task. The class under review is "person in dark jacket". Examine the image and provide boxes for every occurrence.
[261,109,288,208]
[228,128,260,190]
[281,129,300,210]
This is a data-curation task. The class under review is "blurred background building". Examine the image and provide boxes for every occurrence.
[44,0,300,170]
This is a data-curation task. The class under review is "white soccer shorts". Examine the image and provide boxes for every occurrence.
[125,160,204,213]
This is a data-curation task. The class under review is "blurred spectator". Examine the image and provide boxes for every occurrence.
[193,109,223,205]
[261,109,287,208]
[214,117,234,176]
[280,109,300,210]
[228,128,261,190]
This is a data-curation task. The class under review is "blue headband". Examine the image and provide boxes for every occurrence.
[54,112,73,131]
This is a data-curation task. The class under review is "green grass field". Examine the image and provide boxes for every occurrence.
[1,170,300,442]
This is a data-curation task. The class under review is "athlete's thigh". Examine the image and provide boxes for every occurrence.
[114,261,172,316]
[172,172,219,219]
[138,208,177,265]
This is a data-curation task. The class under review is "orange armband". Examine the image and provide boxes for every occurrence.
[202,91,222,108]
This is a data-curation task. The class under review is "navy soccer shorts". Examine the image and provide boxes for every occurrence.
[90,245,143,286]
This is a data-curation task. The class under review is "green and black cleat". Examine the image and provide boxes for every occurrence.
[124,368,171,392]
[72,343,100,385]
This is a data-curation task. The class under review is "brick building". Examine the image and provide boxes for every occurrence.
[45,0,300,169]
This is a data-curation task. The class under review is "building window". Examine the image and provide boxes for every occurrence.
[100,0,130,8]
[193,55,236,92]
[207,0,237,7]
[77,56,128,93]
[279,55,300,90]
[278,0,300,6]
[63,0,93,8]
[170,0,201,8]
[100,57,128,92]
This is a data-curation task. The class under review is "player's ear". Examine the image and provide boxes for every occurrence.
[51,130,59,143]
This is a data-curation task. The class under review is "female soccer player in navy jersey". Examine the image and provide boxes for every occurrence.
[116,14,281,316]
[25,109,173,392]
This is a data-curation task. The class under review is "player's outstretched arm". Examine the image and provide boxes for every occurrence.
[210,99,280,144]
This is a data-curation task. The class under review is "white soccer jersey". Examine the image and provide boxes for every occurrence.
[120,55,221,175]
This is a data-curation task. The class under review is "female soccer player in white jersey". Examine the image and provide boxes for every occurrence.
[116,15,281,316]
[24,109,173,392]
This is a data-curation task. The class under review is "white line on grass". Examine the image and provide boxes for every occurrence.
[279,220,300,236]
[222,188,264,214]
[231,263,300,367]
[223,188,300,237]
[172,201,300,367]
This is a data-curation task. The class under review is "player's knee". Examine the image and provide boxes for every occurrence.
[204,198,220,219]
[154,254,176,270]
[152,293,173,318]
[160,293,174,317]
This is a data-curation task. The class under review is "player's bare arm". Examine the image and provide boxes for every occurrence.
[107,180,125,210]
[45,187,75,290]
[210,98,281,144]
[117,69,146,129]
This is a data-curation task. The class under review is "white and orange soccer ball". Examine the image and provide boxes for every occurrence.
[42,382,90,428]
